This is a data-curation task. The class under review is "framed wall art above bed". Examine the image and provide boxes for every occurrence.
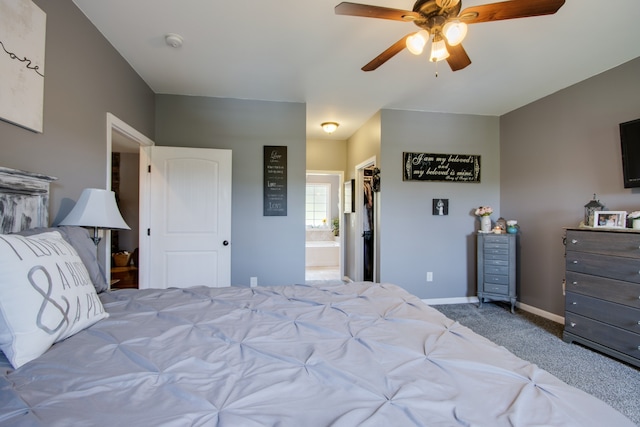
[0,0,47,133]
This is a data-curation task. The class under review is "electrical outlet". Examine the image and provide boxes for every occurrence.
[426,272,433,282]
[250,277,258,288]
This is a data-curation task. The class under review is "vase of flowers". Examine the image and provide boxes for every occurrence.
[629,211,640,229]
[475,206,493,233]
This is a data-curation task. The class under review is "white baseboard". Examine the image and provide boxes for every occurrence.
[422,296,479,305]
[422,297,565,325]
[516,302,564,324]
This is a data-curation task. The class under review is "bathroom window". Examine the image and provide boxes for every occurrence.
[305,183,331,228]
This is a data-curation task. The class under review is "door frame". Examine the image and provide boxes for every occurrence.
[105,113,154,285]
[354,156,377,282]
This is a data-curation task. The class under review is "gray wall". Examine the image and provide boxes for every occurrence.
[501,56,640,316]
[378,110,500,299]
[0,0,154,222]
[155,95,306,287]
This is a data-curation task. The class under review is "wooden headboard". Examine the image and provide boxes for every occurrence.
[0,167,57,233]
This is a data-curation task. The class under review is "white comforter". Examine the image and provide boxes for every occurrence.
[0,282,634,426]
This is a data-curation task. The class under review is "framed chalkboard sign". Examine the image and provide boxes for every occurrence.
[264,146,287,216]
[403,152,481,183]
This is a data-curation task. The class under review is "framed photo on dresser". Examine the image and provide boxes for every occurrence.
[593,211,626,228]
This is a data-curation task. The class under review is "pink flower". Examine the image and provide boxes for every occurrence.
[475,206,493,217]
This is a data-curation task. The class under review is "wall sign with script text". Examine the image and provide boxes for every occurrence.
[403,152,481,183]
[264,146,287,216]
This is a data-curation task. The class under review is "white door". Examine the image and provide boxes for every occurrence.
[139,146,232,289]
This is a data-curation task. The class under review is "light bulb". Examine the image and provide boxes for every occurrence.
[406,30,429,55]
[443,21,467,46]
[429,36,450,62]
[321,122,339,134]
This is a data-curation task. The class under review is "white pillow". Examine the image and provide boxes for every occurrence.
[0,231,108,368]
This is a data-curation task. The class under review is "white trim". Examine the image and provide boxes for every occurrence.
[105,113,154,288]
[422,297,564,325]
[422,296,479,305]
[517,302,564,324]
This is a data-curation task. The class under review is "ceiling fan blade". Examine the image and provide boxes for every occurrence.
[446,42,472,71]
[335,2,419,22]
[459,0,565,24]
[362,34,411,72]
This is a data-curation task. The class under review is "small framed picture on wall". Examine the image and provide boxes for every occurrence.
[433,198,449,216]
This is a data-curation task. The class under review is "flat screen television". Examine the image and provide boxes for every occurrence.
[620,118,640,188]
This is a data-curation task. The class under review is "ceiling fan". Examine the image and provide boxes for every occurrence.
[335,0,565,72]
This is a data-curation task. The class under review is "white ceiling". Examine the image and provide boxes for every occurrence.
[72,0,640,141]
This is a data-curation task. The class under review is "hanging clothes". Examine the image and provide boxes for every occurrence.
[363,179,374,281]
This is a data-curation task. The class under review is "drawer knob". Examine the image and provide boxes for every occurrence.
[572,302,577,305]
[570,322,576,327]
[571,239,578,244]
[572,281,578,285]
[572,260,578,264]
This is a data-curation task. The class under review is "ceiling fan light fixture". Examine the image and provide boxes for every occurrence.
[429,35,449,62]
[406,30,429,55]
[442,20,467,46]
[321,122,339,134]
[435,0,460,8]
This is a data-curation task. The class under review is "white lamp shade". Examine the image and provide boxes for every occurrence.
[443,21,467,46]
[429,37,450,62]
[60,188,130,230]
[406,30,429,55]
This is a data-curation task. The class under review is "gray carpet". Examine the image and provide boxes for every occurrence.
[433,302,640,426]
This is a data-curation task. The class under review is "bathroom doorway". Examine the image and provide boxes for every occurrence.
[305,171,344,283]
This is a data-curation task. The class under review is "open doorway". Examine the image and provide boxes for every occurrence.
[354,157,378,283]
[105,113,153,288]
[305,171,344,283]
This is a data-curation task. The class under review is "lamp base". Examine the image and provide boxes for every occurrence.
[90,227,101,246]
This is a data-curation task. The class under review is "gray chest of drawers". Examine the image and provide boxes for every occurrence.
[564,228,640,368]
[477,233,517,313]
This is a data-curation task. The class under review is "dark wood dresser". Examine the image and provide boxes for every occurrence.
[563,228,640,367]
[477,233,518,313]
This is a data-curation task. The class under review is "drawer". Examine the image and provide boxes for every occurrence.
[483,283,508,295]
[482,235,511,244]
[566,250,640,284]
[565,312,640,360]
[484,243,509,250]
[484,255,509,265]
[565,292,640,334]
[484,248,509,256]
[484,274,509,285]
[565,271,640,308]
[485,265,508,275]
[566,229,640,259]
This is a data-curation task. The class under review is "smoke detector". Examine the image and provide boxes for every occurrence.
[165,33,183,48]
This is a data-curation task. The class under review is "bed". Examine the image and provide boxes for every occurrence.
[0,168,635,426]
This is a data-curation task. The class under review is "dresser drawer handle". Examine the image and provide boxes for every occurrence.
[570,322,576,327]
[571,239,578,244]
[572,302,577,305]
[572,281,578,285]
[572,260,578,264]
